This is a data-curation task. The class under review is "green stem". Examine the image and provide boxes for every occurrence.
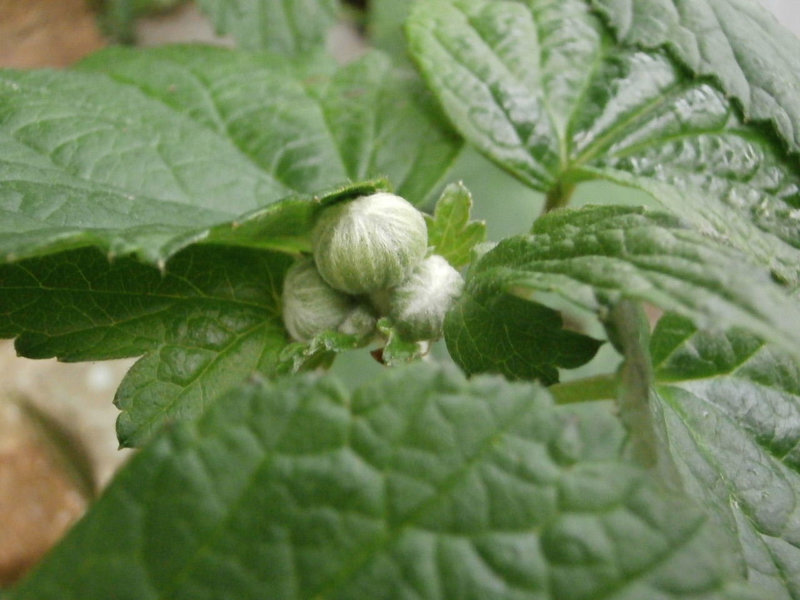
[543,181,575,214]
[549,373,619,405]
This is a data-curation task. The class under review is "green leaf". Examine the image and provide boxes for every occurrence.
[590,0,800,155]
[195,0,339,54]
[450,205,800,363]
[406,0,800,284]
[0,245,293,447]
[602,300,663,470]
[297,51,462,205]
[407,0,567,191]
[278,329,374,374]
[445,284,602,384]
[651,314,800,599]
[0,46,459,265]
[80,46,461,206]
[425,182,487,267]
[7,364,757,599]
[0,66,282,264]
[367,0,414,63]
[375,317,428,365]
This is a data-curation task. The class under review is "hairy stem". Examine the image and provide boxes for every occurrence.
[543,181,575,213]
[549,373,618,404]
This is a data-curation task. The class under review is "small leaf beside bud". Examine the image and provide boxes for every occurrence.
[390,254,464,341]
[281,258,355,342]
[312,192,428,294]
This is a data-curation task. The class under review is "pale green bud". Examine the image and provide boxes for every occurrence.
[367,288,392,316]
[338,304,378,339]
[312,192,428,295]
[281,258,354,342]
[389,255,464,341]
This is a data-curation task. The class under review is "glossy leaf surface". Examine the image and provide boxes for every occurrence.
[445,206,800,380]
[652,314,800,599]
[0,46,459,265]
[407,0,800,284]
[590,0,800,154]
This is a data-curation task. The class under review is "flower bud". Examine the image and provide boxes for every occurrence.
[312,192,428,295]
[389,255,464,341]
[281,258,354,342]
[338,304,378,339]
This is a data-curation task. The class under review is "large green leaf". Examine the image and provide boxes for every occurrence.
[0,46,460,265]
[195,0,340,54]
[0,245,293,447]
[79,46,460,207]
[406,0,800,284]
[590,0,800,154]
[8,364,757,599]
[0,66,283,264]
[651,314,800,599]
[445,206,800,378]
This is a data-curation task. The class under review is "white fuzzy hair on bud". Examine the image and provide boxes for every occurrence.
[281,258,355,342]
[312,192,428,295]
[337,304,378,339]
[389,254,464,341]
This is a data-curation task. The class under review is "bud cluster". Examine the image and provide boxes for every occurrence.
[281,192,463,344]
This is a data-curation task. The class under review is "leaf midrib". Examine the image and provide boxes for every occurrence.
[569,78,691,169]
[125,320,285,450]
[309,390,543,597]
[425,21,557,188]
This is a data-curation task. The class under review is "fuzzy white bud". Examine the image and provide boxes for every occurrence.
[389,254,464,341]
[337,304,378,339]
[312,192,428,295]
[281,258,355,342]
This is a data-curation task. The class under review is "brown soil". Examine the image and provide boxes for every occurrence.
[0,0,106,68]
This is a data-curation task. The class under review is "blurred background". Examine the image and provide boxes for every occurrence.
[0,0,798,587]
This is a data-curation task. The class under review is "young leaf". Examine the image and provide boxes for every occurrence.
[406,0,800,284]
[375,317,428,365]
[425,182,487,267]
[447,206,800,365]
[195,0,339,54]
[0,46,460,265]
[7,364,758,599]
[0,245,293,447]
[278,329,365,374]
[651,314,800,599]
